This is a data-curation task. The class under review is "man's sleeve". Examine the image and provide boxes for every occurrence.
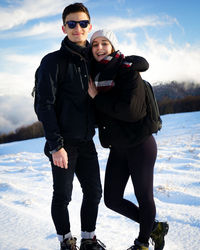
[35,57,64,151]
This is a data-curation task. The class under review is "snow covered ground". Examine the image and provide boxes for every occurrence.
[0,111,200,250]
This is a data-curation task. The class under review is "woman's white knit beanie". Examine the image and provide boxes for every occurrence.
[90,29,118,51]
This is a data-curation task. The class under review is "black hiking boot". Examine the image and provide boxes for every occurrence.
[150,221,169,250]
[127,239,149,250]
[80,236,106,250]
[60,237,79,250]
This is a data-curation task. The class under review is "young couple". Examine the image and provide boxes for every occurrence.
[35,3,168,250]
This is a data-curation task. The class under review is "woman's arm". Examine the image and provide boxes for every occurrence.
[89,71,146,123]
[125,55,149,72]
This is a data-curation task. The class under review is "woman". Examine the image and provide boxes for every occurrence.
[88,29,169,250]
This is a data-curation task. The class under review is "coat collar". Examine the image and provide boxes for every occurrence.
[60,36,90,60]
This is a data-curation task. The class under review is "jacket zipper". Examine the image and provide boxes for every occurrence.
[84,60,89,80]
[77,67,85,90]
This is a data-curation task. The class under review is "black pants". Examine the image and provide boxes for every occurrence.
[104,135,157,244]
[48,140,102,235]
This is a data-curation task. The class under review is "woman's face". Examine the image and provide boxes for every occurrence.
[92,37,113,62]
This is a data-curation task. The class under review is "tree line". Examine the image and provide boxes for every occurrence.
[158,95,200,115]
[0,94,200,144]
[0,121,44,144]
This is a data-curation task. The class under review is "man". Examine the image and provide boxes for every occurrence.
[35,3,105,250]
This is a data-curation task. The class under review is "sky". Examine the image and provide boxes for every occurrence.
[0,0,200,133]
[0,111,200,249]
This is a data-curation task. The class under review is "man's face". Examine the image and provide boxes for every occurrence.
[62,12,92,47]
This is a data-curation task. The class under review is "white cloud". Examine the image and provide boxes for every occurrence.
[0,13,180,40]
[0,49,59,134]
[10,20,63,38]
[92,14,179,31]
[0,52,44,96]
[0,95,37,134]
[119,33,200,84]
[0,0,85,31]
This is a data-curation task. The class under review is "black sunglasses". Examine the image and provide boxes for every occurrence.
[64,20,90,29]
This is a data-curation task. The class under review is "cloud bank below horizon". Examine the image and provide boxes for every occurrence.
[0,95,37,134]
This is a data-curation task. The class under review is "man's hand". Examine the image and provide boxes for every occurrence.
[88,78,98,99]
[52,148,68,169]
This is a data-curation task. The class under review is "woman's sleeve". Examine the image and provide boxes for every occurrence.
[125,55,149,72]
[93,70,146,122]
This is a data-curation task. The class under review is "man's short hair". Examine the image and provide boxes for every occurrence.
[62,2,91,24]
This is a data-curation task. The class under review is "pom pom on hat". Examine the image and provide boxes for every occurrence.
[90,29,118,51]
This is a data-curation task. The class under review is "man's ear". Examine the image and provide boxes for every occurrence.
[62,25,67,34]
[89,24,92,33]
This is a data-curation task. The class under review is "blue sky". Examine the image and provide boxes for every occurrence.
[0,0,200,133]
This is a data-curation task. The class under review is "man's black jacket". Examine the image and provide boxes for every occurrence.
[35,37,95,151]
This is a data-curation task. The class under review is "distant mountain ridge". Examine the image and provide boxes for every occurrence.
[153,81,200,101]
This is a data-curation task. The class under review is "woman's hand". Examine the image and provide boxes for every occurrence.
[88,78,98,99]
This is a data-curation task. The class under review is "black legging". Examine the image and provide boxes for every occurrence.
[104,135,157,244]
